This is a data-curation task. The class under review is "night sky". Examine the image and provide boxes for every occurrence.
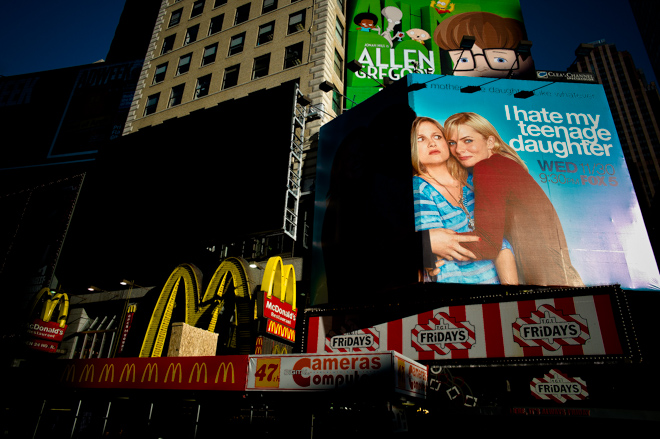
[0,1,656,84]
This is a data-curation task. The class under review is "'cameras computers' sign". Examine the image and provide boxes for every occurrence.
[312,74,659,305]
[346,0,533,108]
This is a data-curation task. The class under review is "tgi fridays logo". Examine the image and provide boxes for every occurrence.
[326,328,380,353]
[531,369,588,403]
[513,304,590,350]
[412,312,475,355]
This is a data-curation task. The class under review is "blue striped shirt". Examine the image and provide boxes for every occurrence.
[413,175,511,284]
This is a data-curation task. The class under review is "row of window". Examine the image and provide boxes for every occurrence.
[145,42,303,116]
[169,0,301,29]
[161,9,305,57]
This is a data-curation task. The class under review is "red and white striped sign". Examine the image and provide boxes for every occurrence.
[530,369,588,403]
[325,327,380,352]
[308,294,622,361]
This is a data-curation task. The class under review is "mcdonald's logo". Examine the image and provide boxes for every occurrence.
[80,364,95,382]
[99,364,115,382]
[62,364,76,382]
[120,363,136,382]
[215,362,235,384]
[139,257,254,358]
[141,363,159,383]
[165,363,182,383]
[190,363,208,383]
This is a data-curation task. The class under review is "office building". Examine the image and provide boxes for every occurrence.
[573,40,660,208]
[123,0,347,135]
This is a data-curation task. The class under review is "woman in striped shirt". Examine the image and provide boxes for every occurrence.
[412,116,518,284]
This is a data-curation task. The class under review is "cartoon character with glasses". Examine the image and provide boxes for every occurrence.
[433,12,535,78]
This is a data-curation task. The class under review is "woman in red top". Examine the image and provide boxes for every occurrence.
[429,112,583,287]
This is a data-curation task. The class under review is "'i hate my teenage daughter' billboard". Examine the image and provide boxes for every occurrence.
[312,74,659,305]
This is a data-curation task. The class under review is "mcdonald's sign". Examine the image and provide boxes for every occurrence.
[139,257,256,358]
[266,319,295,343]
[165,363,182,384]
[190,363,208,383]
[141,363,158,383]
[26,288,69,353]
[58,357,248,391]
[120,363,136,383]
[261,257,298,329]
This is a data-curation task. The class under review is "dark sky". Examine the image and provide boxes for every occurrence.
[1,1,655,83]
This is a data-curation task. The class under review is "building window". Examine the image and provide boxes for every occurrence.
[195,74,212,98]
[209,14,224,35]
[169,84,185,107]
[252,54,271,79]
[214,0,227,7]
[257,21,275,45]
[177,53,192,75]
[334,49,343,79]
[234,3,251,25]
[222,65,240,89]
[287,10,305,34]
[153,63,168,84]
[191,0,205,18]
[284,42,303,68]
[262,0,277,14]
[169,8,183,27]
[161,35,176,55]
[184,25,200,45]
[202,43,218,66]
[336,0,344,13]
[228,33,246,56]
[144,93,160,115]
[332,89,341,114]
[335,17,344,44]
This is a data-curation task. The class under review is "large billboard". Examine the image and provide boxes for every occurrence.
[312,74,659,306]
[346,0,533,108]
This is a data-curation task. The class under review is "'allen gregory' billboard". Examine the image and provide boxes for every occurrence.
[312,74,660,305]
[346,0,533,108]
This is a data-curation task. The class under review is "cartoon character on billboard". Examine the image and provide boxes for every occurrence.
[354,12,380,33]
[407,29,431,45]
[411,117,517,284]
[431,1,455,15]
[424,113,583,287]
[381,6,403,47]
[433,12,534,78]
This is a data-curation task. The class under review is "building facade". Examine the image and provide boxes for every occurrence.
[573,40,660,207]
[123,0,347,135]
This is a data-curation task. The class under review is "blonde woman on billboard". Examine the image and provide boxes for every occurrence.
[429,112,583,287]
[433,12,534,79]
[412,116,518,284]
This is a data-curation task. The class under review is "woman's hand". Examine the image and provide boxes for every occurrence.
[429,228,479,261]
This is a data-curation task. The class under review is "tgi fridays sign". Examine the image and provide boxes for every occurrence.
[312,294,623,360]
[531,369,588,403]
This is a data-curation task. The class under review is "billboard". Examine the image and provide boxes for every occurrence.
[309,293,625,361]
[246,351,427,397]
[346,0,533,108]
[312,74,659,306]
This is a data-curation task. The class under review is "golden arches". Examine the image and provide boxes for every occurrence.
[139,257,254,358]
[262,256,296,311]
[29,287,69,328]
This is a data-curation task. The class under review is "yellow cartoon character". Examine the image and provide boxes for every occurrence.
[431,1,455,15]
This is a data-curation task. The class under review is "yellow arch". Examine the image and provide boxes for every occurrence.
[139,257,254,357]
[262,256,296,311]
[29,288,69,328]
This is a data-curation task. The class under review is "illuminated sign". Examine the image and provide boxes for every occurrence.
[59,356,247,391]
[530,369,588,403]
[26,288,69,353]
[346,0,532,108]
[266,319,295,343]
[310,293,625,361]
[260,256,298,329]
[139,257,254,357]
[326,328,380,352]
[246,351,427,397]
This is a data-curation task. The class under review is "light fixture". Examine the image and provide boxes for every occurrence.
[459,35,475,50]
[297,94,311,106]
[318,80,335,93]
[87,286,105,292]
[346,60,392,88]
[460,78,501,94]
[513,82,554,99]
